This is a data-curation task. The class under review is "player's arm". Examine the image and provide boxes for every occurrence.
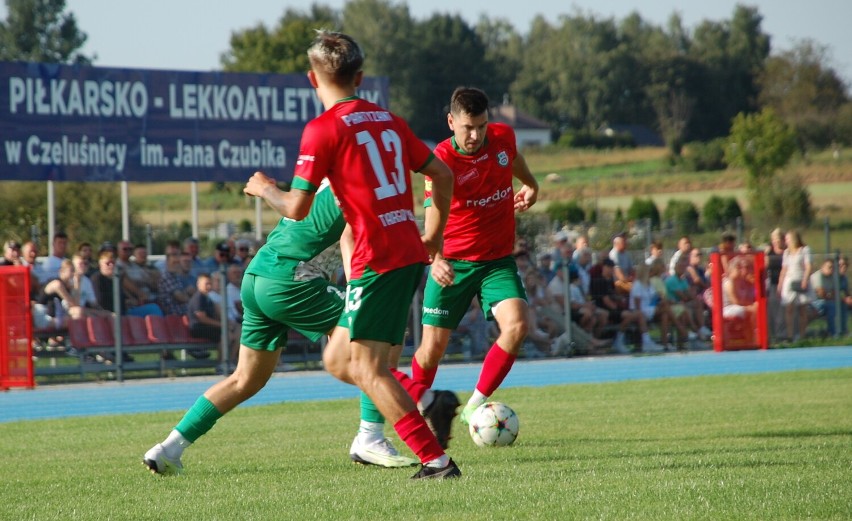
[339,223,354,282]
[511,152,538,212]
[244,171,315,221]
[418,157,454,258]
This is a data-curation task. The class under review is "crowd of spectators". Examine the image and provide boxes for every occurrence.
[1,233,251,364]
[3,224,850,366]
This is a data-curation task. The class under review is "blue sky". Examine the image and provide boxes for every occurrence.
[4,1,850,84]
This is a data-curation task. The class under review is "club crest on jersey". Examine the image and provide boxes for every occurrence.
[497,151,509,167]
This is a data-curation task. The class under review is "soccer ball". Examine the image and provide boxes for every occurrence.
[468,402,519,447]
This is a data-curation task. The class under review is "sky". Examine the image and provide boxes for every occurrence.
[3,1,851,84]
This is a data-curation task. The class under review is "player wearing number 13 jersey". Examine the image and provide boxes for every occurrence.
[292,31,460,480]
[413,87,540,427]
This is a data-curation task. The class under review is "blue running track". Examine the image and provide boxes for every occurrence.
[1,346,850,423]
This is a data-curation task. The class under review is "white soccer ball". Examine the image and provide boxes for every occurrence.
[468,401,519,447]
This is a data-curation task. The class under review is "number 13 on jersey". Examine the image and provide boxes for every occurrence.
[356,130,407,200]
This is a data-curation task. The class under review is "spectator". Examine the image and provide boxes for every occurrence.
[233,239,252,266]
[42,258,109,320]
[608,232,634,294]
[513,250,532,276]
[837,256,851,336]
[210,241,236,269]
[777,230,813,341]
[665,257,702,347]
[126,244,161,305]
[183,237,208,278]
[0,240,21,266]
[668,235,692,276]
[20,240,43,297]
[90,251,163,318]
[40,231,69,282]
[455,298,491,362]
[223,264,244,324]
[115,240,148,307]
[649,259,689,349]
[177,250,198,291]
[710,231,737,275]
[187,273,238,362]
[810,258,841,337]
[550,231,570,269]
[573,247,594,295]
[157,253,191,316]
[571,234,590,262]
[74,242,97,277]
[590,258,643,353]
[738,240,755,254]
[764,228,787,340]
[155,240,182,273]
[684,247,713,340]
[722,256,757,319]
[645,240,664,267]
[628,263,667,352]
[537,252,555,283]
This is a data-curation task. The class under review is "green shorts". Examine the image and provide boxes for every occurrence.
[240,272,344,351]
[422,255,526,329]
[338,263,424,345]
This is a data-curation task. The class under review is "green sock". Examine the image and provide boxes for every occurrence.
[360,392,385,424]
[175,396,223,443]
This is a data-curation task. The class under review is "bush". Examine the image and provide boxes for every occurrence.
[684,138,727,171]
[545,199,585,225]
[749,173,813,227]
[702,195,743,231]
[663,199,700,234]
[557,130,635,149]
[626,197,660,229]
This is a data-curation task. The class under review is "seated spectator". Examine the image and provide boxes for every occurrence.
[40,231,69,283]
[90,251,163,317]
[455,298,490,361]
[608,232,634,295]
[188,273,238,363]
[224,264,244,324]
[590,258,643,353]
[649,259,689,349]
[20,240,43,298]
[567,265,609,339]
[177,250,198,291]
[810,258,841,336]
[722,256,757,319]
[838,256,851,336]
[157,253,191,316]
[668,235,692,276]
[645,240,664,267]
[571,234,589,262]
[537,252,555,284]
[573,247,594,295]
[125,244,161,305]
[514,250,532,276]
[42,258,110,320]
[665,257,702,347]
[75,242,98,277]
[629,263,668,352]
[233,239,253,266]
[0,239,22,266]
[685,247,713,340]
[155,240,182,273]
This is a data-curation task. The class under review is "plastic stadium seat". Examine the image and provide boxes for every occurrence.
[168,314,208,344]
[145,315,171,344]
[121,315,151,346]
[86,316,115,347]
[67,318,94,349]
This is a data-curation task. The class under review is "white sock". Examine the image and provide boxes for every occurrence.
[417,390,434,413]
[357,420,384,444]
[162,430,191,459]
[424,454,450,468]
[467,389,488,410]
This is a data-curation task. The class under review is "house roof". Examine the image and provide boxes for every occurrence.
[489,104,551,130]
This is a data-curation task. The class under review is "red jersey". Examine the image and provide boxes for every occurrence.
[292,97,432,279]
[426,122,517,261]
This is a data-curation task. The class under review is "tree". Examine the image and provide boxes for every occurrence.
[0,0,91,63]
[626,197,660,229]
[220,5,339,73]
[545,200,585,225]
[725,108,797,191]
[759,40,850,149]
[702,195,742,230]
[663,199,700,234]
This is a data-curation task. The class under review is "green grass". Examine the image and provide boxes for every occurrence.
[1,369,850,520]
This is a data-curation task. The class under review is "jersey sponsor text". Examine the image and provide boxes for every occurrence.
[466,186,513,208]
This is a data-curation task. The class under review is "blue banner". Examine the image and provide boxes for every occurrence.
[0,62,389,183]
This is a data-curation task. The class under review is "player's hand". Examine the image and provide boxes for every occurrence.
[430,257,455,287]
[244,171,277,198]
[514,185,538,212]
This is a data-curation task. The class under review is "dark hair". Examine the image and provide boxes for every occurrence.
[307,30,364,85]
[450,87,489,117]
[601,258,616,267]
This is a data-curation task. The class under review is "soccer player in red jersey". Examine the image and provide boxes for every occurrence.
[292,31,460,479]
[413,86,540,425]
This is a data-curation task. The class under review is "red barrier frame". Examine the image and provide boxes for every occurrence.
[0,266,34,389]
[710,252,769,352]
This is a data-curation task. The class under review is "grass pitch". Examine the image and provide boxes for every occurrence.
[1,369,850,520]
